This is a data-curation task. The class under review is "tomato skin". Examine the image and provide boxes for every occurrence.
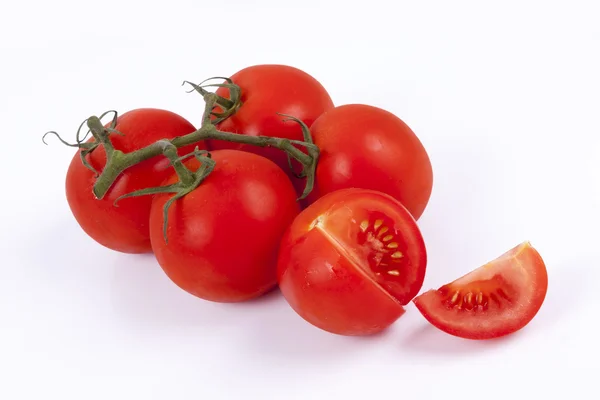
[278,228,406,335]
[413,242,548,340]
[209,64,334,193]
[307,104,433,220]
[65,108,201,254]
[277,188,427,335]
[149,150,300,303]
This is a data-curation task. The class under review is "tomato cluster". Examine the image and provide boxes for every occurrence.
[60,64,548,340]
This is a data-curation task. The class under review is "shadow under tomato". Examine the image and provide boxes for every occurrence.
[109,253,263,333]
[229,285,284,306]
[109,256,314,337]
[237,290,395,362]
[400,319,518,356]
[24,214,232,335]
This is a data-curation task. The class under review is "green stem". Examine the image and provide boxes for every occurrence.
[202,93,218,127]
[111,147,216,243]
[184,79,242,125]
[46,79,319,201]
[87,116,116,156]
[157,140,195,186]
[93,123,316,199]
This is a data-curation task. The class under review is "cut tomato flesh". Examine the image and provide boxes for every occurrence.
[307,194,427,305]
[413,241,548,340]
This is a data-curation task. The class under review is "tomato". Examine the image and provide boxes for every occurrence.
[149,150,300,303]
[307,104,433,220]
[66,108,202,254]
[276,188,427,335]
[208,64,334,193]
[413,241,548,340]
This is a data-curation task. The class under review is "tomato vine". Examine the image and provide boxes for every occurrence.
[43,78,321,241]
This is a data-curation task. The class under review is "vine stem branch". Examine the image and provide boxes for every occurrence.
[91,95,317,200]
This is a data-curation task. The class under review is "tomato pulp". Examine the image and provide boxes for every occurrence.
[308,104,433,220]
[65,108,201,253]
[150,150,300,303]
[277,188,427,335]
[413,241,548,339]
[209,64,334,194]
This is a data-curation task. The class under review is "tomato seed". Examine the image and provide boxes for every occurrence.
[359,220,369,232]
[377,227,389,237]
[450,291,460,304]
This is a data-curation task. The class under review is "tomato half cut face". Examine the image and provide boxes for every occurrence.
[277,188,427,336]
[413,242,548,340]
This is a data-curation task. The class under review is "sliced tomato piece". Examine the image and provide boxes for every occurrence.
[277,188,427,336]
[413,242,548,340]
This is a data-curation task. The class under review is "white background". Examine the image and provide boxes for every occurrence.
[1,0,599,398]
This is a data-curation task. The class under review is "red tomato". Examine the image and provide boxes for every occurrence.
[150,150,300,303]
[307,104,433,220]
[209,64,334,193]
[413,241,548,340]
[66,108,202,254]
[277,188,427,335]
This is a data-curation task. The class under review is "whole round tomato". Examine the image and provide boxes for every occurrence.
[66,108,202,254]
[414,241,548,340]
[307,104,433,220]
[150,149,300,303]
[277,188,427,335]
[208,64,334,193]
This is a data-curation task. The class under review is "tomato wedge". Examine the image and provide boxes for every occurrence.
[413,241,548,340]
[277,188,427,336]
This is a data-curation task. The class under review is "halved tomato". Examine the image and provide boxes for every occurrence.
[277,188,427,336]
[413,241,548,340]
